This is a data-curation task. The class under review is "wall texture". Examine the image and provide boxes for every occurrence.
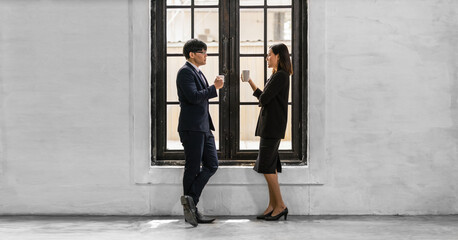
[312,0,458,215]
[0,0,150,215]
[1,0,457,215]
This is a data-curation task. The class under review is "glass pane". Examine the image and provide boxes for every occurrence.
[167,104,220,150]
[289,71,292,103]
[195,0,218,5]
[167,0,191,6]
[267,0,291,5]
[240,105,261,150]
[167,57,185,102]
[195,8,219,53]
[240,9,264,54]
[167,42,185,54]
[199,56,219,91]
[167,9,191,54]
[209,104,220,150]
[279,105,292,150]
[240,106,291,150]
[267,8,292,53]
[267,68,294,103]
[240,0,264,6]
[168,56,219,102]
[166,104,182,150]
[240,57,265,102]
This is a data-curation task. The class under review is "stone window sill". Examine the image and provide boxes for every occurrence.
[136,165,323,186]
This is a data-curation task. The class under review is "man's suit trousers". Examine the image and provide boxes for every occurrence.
[179,131,218,205]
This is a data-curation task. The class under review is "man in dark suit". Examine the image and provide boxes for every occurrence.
[177,39,224,227]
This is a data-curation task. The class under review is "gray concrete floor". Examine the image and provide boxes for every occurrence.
[0,215,457,240]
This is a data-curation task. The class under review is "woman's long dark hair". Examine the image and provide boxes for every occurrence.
[270,43,293,75]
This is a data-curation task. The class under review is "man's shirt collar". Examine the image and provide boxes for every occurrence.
[187,60,200,73]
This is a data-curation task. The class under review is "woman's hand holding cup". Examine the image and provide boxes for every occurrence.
[241,70,250,82]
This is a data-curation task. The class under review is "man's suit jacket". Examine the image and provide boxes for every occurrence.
[253,69,290,139]
[177,61,217,132]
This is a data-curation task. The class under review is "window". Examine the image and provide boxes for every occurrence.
[151,0,306,165]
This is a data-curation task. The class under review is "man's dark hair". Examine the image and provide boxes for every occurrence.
[183,39,207,60]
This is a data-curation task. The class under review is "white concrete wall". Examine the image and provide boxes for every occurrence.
[0,0,151,215]
[312,0,458,215]
[1,0,458,215]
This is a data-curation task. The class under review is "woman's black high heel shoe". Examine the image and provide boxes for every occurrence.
[256,210,273,219]
[265,208,288,221]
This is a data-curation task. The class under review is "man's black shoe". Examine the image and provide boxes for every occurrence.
[180,195,198,227]
[196,209,215,223]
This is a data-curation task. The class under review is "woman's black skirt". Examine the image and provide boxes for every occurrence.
[253,138,282,174]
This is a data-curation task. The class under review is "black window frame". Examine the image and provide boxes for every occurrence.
[151,0,307,166]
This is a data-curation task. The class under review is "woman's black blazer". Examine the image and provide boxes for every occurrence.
[253,69,290,139]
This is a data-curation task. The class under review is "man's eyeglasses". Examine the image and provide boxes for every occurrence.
[194,51,207,55]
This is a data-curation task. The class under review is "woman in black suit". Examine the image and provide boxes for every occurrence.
[241,43,293,221]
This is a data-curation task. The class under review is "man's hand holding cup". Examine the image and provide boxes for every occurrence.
[215,75,224,89]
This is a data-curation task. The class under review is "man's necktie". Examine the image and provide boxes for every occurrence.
[198,71,208,87]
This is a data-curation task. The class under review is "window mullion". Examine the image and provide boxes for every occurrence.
[153,0,305,165]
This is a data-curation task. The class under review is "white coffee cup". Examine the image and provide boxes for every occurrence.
[217,75,225,82]
[242,70,250,82]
